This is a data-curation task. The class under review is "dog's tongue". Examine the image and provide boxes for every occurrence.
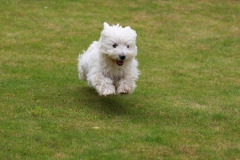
[116,60,124,66]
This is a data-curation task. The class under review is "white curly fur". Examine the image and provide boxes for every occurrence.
[78,22,139,96]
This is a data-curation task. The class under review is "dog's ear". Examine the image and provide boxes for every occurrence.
[103,22,110,29]
[123,26,137,38]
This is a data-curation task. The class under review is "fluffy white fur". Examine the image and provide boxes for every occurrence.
[78,22,139,96]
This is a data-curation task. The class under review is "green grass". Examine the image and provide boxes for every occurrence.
[1,0,240,159]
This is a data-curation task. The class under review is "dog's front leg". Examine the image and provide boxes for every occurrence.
[88,73,115,96]
[116,76,136,94]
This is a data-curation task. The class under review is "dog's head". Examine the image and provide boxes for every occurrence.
[99,22,137,66]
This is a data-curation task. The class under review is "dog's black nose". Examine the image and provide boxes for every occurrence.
[119,55,126,60]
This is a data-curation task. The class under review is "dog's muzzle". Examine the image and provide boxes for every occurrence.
[116,55,126,66]
[119,55,126,60]
[116,60,124,66]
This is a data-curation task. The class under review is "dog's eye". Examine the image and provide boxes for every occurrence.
[127,45,130,48]
[113,43,118,48]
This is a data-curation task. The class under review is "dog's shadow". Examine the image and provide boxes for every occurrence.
[73,86,134,116]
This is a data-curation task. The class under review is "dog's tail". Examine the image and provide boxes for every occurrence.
[77,54,87,80]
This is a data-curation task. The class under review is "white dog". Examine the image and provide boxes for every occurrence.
[78,22,139,96]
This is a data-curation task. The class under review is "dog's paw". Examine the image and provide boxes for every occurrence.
[117,85,131,95]
[99,85,115,96]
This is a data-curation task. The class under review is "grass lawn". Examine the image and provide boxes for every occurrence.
[1,0,240,159]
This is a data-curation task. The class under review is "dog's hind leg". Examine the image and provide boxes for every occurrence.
[77,54,87,80]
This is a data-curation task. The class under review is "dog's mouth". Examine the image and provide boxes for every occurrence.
[116,60,124,66]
